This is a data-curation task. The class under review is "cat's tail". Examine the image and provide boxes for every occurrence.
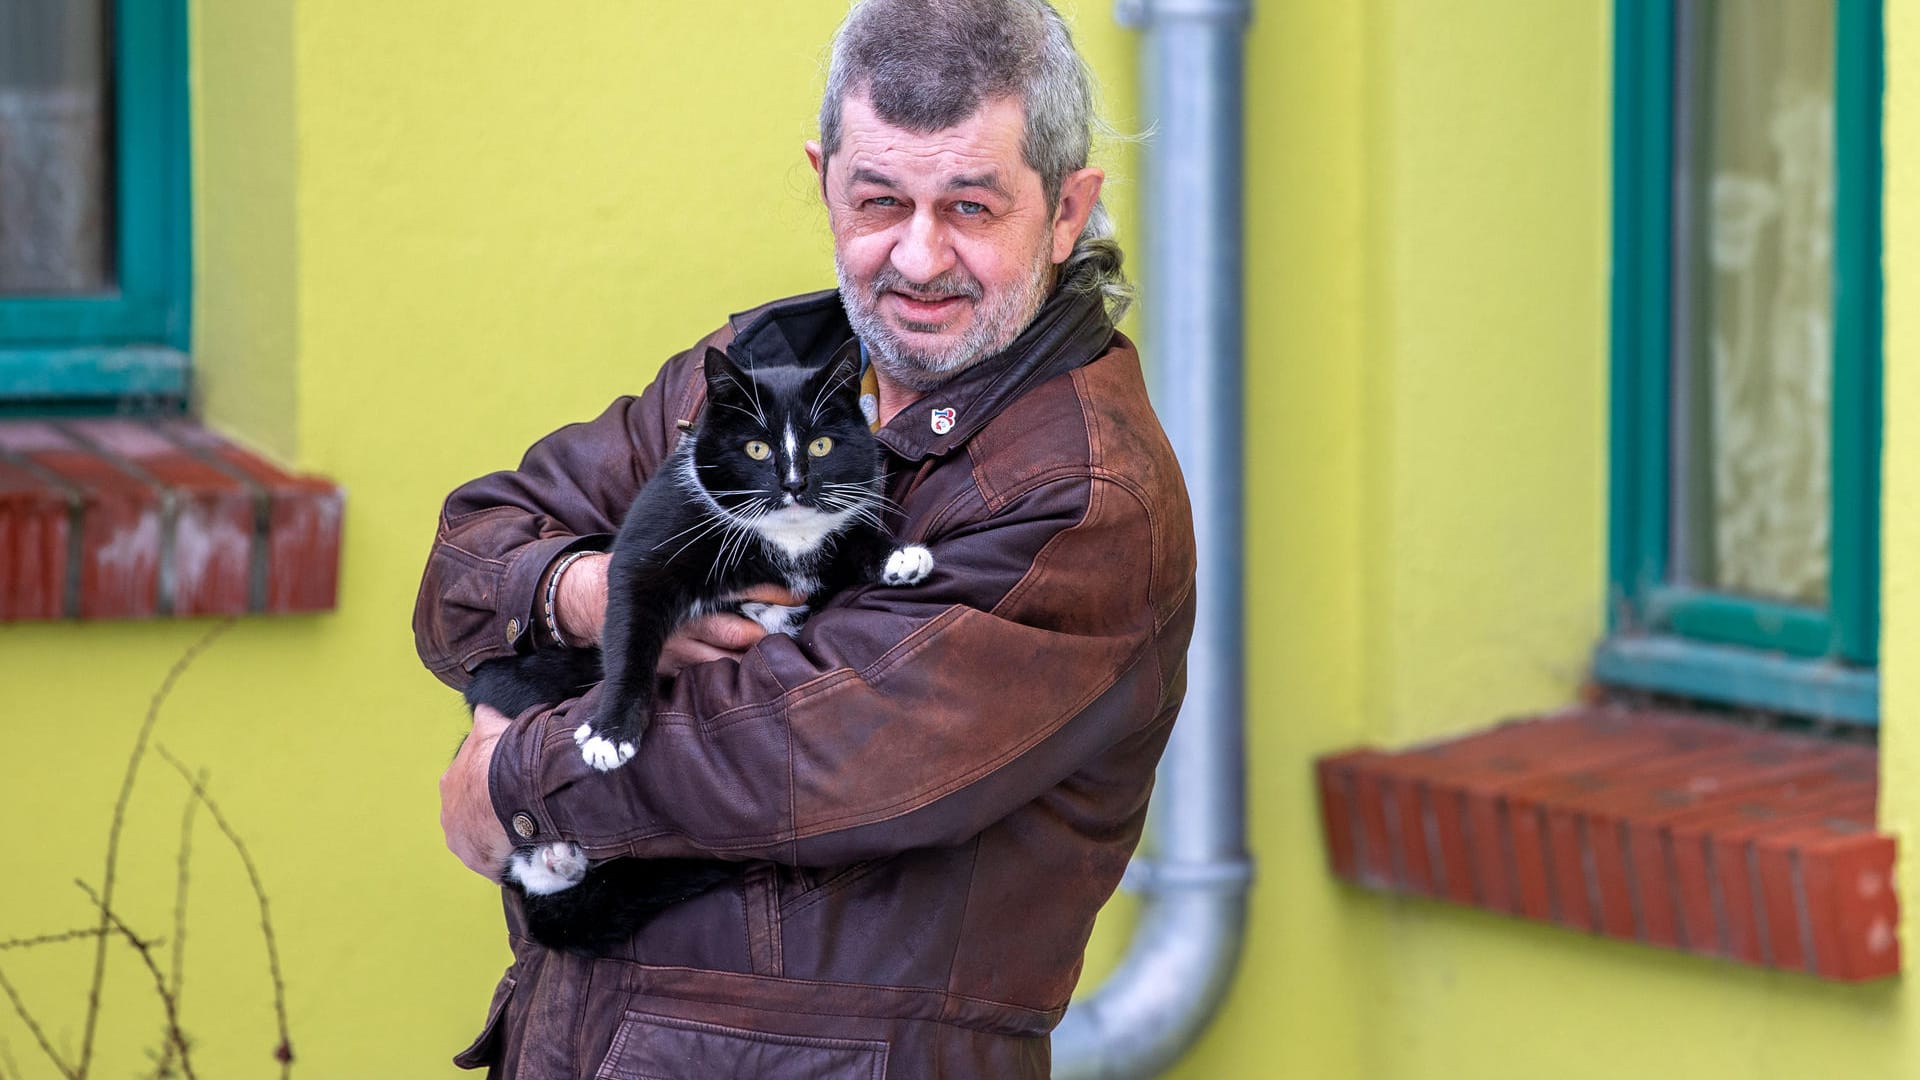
[464,648,604,718]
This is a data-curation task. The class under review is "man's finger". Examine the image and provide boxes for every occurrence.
[735,583,809,606]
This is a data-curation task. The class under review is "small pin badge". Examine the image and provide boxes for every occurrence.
[930,407,956,435]
[859,393,880,426]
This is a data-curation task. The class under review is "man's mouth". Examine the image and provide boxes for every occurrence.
[889,291,969,323]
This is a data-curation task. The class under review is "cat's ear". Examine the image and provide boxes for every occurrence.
[702,346,745,401]
[809,348,862,400]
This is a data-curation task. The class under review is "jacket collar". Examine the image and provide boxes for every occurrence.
[722,285,1115,462]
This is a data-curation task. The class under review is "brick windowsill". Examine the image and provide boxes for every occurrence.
[0,418,342,619]
[1315,707,1898,982]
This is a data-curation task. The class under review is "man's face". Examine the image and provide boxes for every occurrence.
[809,95,1094,392]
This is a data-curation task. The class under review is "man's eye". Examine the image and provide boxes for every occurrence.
[954,201,987,216]
[865,196,901,209]
[808,437,834,457]
[744,440,771,461]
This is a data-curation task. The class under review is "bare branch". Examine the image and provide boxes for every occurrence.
[0,962,77,1079]
[79,619,235,1079]
[73,882,195,1080]
[153,777,203,1080]
[156,748,294,1077]
[0,928,111,952]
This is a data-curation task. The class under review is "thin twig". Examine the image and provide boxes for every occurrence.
[0,928,111,952]
[0,1030,21,1080]
[78,619,235,1079]
[152,777,203,1080]
[0,962,76,1079]
[72,883,195,1080]
[155,748,293,1077]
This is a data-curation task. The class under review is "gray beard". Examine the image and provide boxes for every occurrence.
[836,246,1054,393]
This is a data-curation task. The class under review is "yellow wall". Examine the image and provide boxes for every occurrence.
[1,2,1142,1077]
[5,1,1915,1077]
[1167,2,1920,1079]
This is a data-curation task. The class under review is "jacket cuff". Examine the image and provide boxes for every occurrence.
[489,701,565,848]
[504,533,612,653]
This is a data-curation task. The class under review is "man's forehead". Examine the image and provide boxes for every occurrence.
[832,95,1034,187]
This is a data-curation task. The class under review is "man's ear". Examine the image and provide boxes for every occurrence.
[805,140,828,200]
[1049,167,1105,264]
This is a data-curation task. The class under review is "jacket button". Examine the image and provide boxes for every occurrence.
[511,813,537,838]
[505,618,521,643]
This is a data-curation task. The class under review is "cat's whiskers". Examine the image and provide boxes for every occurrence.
[712,373,769,428]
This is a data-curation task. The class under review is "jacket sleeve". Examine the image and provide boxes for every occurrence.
[487,466,1192,868]
[412,348,704,688]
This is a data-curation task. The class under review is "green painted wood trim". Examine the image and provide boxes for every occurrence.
[1832,0,1883,665]
[1605,1,1883,705]
[0,347,189,401]
[0,0,191,358]
[1648,587,1835,659]
[1593,636,1878,726]
[1607,0,1674,629]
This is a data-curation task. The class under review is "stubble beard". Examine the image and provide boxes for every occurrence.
[837,243,1055,394]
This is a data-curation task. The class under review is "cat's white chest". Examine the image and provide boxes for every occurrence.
[750,506,852,561]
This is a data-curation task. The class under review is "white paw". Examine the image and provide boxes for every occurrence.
[882,545,934,586]
[739,601,809,636]
[506,842,588,896]
[572,722,592,747]
[579,733,636,771]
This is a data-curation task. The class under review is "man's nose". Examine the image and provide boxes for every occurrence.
[890,209,956,284]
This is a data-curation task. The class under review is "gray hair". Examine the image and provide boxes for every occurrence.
[818,0,1133,321]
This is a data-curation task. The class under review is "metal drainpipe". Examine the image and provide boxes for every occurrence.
[1052,0,1253,1077]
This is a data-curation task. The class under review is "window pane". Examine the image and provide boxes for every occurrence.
[1671,0,1834,606]
[0,0,113,295]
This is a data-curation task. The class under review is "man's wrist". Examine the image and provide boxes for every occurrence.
[555,552,608,646]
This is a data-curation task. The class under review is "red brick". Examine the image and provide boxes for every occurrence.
[0,423,160,618]
[0,460,70,620]
[154,420,343,613]
[1752,798,1882,976]
[1315,749,1386,882]
[67,420,256,615]
[1493,715,1747,922]
[1660,751,1876,959]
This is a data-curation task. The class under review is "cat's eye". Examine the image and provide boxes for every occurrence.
[808,437,834,457]
[744,440,771,461]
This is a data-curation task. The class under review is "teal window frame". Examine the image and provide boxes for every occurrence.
[1596,0,1883,725]
[0,0,191,406]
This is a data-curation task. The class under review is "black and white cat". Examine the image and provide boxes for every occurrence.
[463,344,932,950]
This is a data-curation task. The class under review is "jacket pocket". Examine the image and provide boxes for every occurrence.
[595,1011,888,1080]
[451,970,516,1071]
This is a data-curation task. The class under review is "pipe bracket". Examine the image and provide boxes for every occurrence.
[1121,856,1256,895]
[1114,0,1253,30]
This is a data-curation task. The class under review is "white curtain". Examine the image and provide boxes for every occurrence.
[1686,0,1834,605]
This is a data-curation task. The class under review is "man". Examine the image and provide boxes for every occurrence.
[421,1,1194,1075]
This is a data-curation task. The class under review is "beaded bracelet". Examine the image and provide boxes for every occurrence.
[543,549,593,648]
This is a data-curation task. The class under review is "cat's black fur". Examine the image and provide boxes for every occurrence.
[464,344,931,952]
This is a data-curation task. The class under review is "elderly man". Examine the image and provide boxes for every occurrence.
[421,0,1194,1075]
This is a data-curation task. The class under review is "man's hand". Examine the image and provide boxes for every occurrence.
[555,556,805,675]
[658,584,808,675]
[441,704,513,882]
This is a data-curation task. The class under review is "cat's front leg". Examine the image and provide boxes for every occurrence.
[881,545,935,586]
[505,841,588,895]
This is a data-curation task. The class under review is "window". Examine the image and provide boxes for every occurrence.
[1597,0,1882,723]
[0,0,189,410]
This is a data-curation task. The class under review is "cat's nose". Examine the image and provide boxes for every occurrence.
[781,477,807,498]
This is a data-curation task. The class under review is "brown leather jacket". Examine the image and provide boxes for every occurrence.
[414,286,1195,1078]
